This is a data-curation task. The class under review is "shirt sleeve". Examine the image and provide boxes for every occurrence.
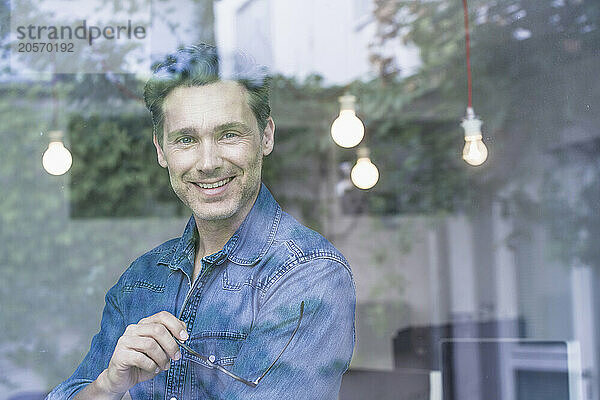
[219,257,356,400]
[45,277,126,400]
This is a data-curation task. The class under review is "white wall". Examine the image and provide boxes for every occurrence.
[215,0,419,84]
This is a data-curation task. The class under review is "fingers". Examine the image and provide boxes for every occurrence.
[105,311,190,392]
[121,334,172,370]
[110,339,165,375]
[123,348,162,374]
[105,346,164,394]
[123,323,181,368]
[139,310,189,342]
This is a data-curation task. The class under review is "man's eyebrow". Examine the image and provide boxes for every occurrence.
[166,122,252,139]
[167,127,197,138]
[216,122,252,132]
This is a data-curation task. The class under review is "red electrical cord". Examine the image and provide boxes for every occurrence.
[462,0,472,108]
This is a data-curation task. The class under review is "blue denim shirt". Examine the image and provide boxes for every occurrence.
[47,184,356,400]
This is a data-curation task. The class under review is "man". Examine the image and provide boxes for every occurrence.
[46,44,355,400]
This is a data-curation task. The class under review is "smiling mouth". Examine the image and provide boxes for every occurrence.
[193,177,234,189]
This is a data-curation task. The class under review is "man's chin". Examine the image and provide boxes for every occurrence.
[180,195,238,222]
[192,207,236,222]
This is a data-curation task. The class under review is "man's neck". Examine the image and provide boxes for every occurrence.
[192,213,244,283]
[193,188,260,260]
[194,218,239,260]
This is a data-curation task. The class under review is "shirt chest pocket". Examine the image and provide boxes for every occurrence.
[183,333,248,397]
[120,272,175,321]
[184,332,247,367]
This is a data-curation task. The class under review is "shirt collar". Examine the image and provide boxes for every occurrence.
[227,183,281,266]
[158,183,281,273]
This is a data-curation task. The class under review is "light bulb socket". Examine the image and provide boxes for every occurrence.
[338,94,357,111]
[465,107,476,120]
[48,130,64,142]
[461,115,483,137]
[356,147,370,159]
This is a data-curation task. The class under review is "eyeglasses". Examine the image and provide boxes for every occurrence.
[175,301,304,388]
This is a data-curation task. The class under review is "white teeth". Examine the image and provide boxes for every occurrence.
[196,177,232,189]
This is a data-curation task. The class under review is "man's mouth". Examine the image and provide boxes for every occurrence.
[193,177,234,189]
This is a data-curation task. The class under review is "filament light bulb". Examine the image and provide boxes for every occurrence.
[331,95,364,148]
[461,108,488,166]
[42,131,72,175]
[351,148,379,190]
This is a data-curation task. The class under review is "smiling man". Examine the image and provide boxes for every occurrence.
[46,44,355,400]
[158,82,272,240]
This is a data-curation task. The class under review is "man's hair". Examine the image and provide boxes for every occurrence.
[144,43,271,146]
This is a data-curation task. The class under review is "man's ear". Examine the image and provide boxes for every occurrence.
[262,117,275,156]
[153,133,168,168]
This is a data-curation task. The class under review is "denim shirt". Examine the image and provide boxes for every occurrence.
[47,184,356,400]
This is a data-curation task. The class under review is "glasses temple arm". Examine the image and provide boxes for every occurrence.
[253,301,305,385]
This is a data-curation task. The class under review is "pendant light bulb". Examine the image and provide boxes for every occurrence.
[351,147,379,190]
[331,95,365,148]
[461,108,488,166]
[42,130,72,176]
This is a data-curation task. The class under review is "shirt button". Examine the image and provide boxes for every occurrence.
[208,354,216,363]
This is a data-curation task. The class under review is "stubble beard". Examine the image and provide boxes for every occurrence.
[170,160,263,223]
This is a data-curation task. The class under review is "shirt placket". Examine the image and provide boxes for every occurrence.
[166,256,217,400]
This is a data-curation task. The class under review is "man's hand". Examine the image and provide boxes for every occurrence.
[96,311,188,397]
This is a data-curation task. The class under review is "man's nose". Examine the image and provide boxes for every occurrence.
[194,141,223,173]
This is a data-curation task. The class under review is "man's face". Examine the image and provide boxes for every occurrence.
[154,81,274,223]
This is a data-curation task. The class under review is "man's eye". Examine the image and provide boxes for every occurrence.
[223,131,238,139]
[177,136,193,144]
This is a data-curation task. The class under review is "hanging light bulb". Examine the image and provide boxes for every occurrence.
[351,147,379,190]
[331,94,365,148]
[461,107,488,166]
[460,0,490,167]
[42,130,72,175]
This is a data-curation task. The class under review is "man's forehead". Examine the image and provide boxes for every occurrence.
[162,81,255,133]
[163,81,249,111]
